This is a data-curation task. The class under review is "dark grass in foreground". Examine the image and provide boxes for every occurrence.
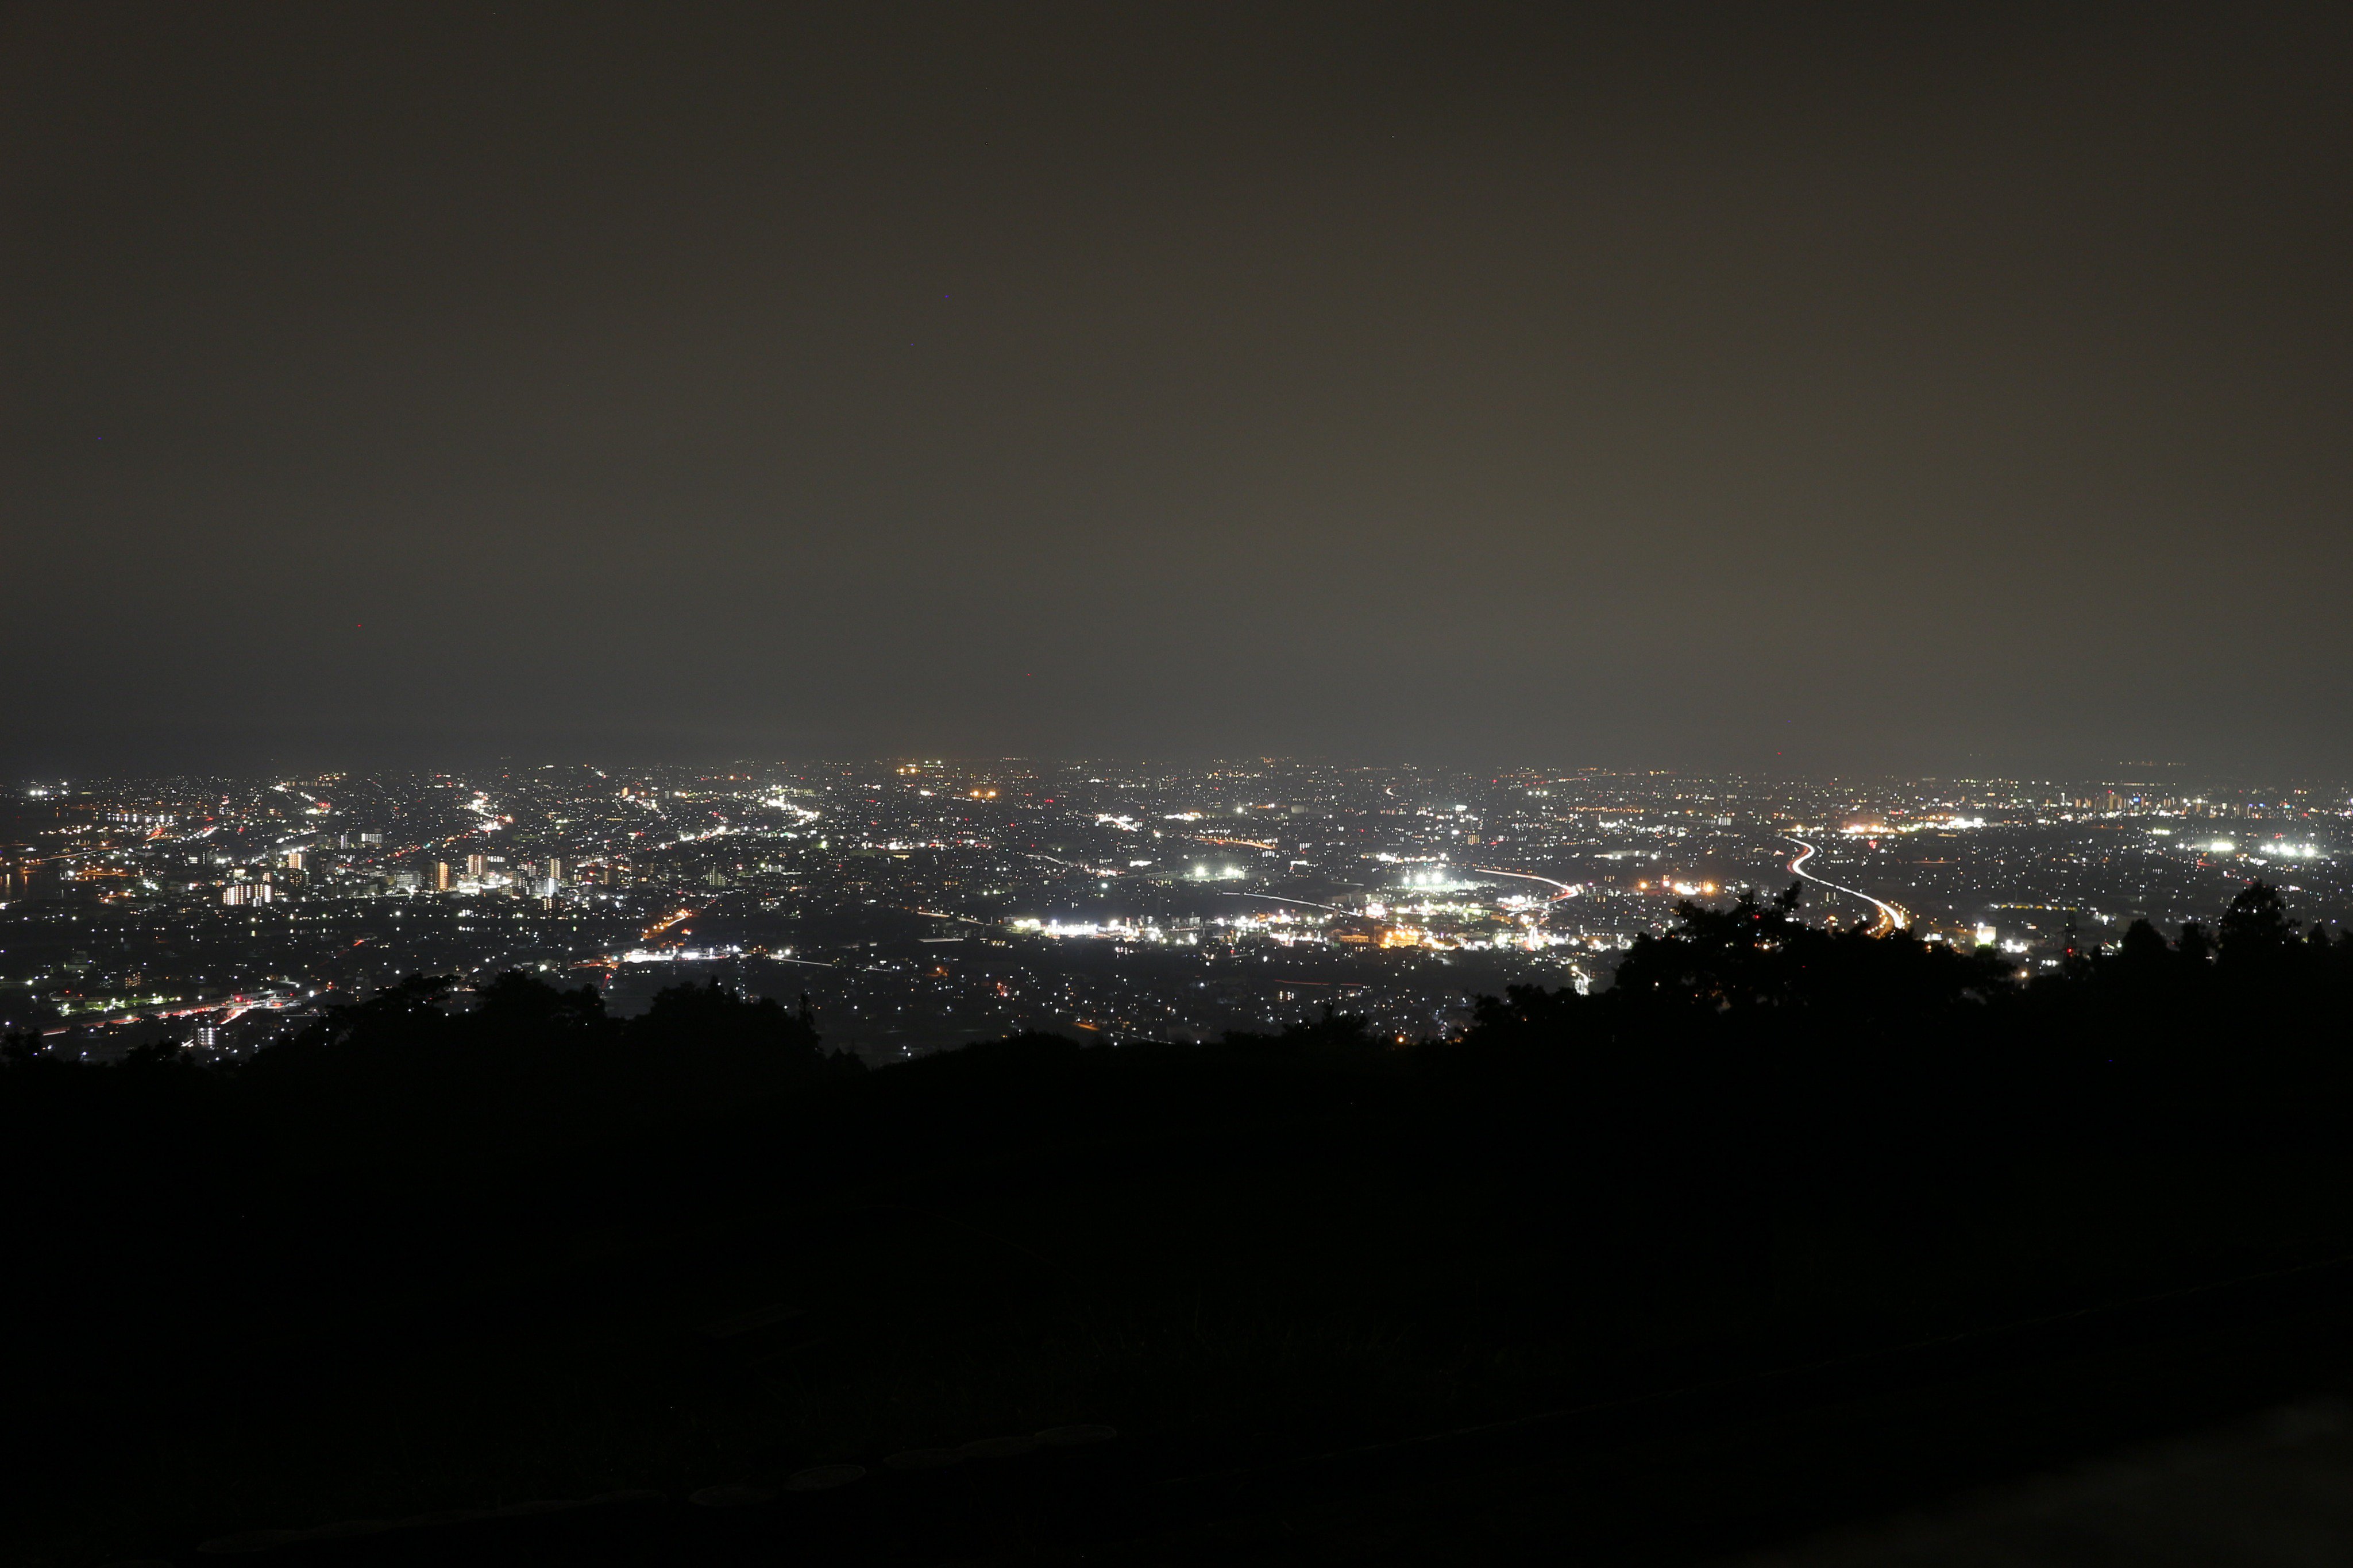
[5,883,2352,1565]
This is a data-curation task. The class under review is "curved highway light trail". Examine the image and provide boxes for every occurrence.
[1784,838,1909,936]
[1471,866,1578,901]
[1221,891,1359,916]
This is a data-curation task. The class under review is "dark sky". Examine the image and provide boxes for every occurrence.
[5,3,2350,778]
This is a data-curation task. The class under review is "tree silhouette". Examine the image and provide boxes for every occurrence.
[2218,879,2297,956]
[2116,918,2170,967]
[475,969,604,1035]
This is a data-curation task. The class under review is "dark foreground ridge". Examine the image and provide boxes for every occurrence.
[8,882,2353,1565]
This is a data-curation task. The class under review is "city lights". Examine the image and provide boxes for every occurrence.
[7,762,2343,1061]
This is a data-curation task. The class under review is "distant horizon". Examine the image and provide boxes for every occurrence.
[11,755,2349,795]
[6,735,2348,788]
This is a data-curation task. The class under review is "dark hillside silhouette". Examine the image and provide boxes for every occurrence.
[7,885,2353,1563]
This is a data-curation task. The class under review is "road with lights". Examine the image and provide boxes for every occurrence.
[1471,866,1580,901]
[1785,838,1910,936]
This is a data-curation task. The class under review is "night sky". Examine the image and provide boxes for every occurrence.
[5,3,2349,777]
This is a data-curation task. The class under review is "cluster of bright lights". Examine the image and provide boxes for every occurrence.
[1835,817,1984,835]
[1009,917,1191,944]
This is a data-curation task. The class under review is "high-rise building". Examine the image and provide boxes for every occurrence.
[435,861,453,891]
[466,853,487,880]
[546,856,565,884]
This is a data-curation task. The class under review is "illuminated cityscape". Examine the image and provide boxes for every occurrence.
[11,5,2353,1559]
[6,762,2344,1063]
